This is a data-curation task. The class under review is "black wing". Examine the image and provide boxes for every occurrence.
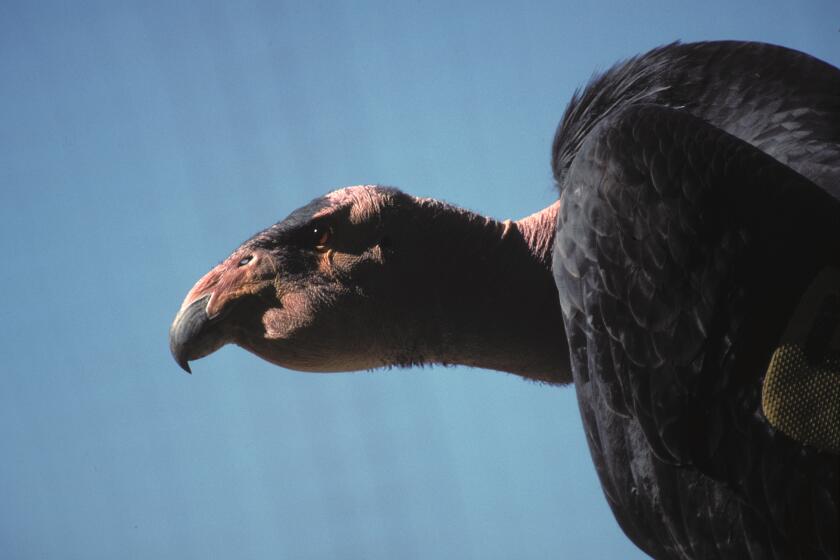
[554,103,840,558]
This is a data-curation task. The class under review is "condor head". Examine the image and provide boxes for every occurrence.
[169,185,431,374]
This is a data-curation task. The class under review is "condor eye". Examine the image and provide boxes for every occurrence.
[312,225,332,250]
[238,255,253,266]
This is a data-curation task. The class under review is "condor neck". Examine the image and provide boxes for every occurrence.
[403,199,570,383]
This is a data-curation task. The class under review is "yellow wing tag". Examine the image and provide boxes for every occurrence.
[762,268,840,454]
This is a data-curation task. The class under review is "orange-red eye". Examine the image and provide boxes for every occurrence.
[313,226,331,249]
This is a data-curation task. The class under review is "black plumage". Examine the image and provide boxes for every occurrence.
[553,41,839,558]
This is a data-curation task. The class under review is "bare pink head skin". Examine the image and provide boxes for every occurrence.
[170,185,570,383]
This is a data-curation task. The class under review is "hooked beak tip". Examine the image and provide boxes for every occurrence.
[169,294,212,374]
[177,358,192,374]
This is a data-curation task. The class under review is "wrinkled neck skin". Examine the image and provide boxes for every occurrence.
[384,198,570,384]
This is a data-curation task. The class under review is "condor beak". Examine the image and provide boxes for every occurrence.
[169,294,213,373]
[170,247,278,372]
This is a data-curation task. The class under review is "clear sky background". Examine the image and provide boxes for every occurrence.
[1,1,838,559]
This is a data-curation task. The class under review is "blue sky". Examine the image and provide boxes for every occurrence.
[1,1,838,558]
